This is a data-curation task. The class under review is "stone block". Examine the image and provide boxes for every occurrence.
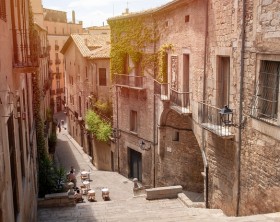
[146,185,182,200]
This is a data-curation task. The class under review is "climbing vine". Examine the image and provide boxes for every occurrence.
[109,17,173,83]
[157,43,173,83]
[108,17,157,80]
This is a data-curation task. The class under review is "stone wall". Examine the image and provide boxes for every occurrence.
[238,0,280,215]
[156,110,204,192]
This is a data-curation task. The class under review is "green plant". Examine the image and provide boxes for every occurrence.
[48,132,57,154]
[157,44,173,83]
[85,110,112,142]
[94,99,113,119]
[108,17,157,79]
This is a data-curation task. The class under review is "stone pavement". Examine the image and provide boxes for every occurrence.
[38,114,280,221]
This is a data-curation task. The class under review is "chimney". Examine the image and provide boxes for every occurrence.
[72,10,76,24]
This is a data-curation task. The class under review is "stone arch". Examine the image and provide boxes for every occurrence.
[157,108,204,193]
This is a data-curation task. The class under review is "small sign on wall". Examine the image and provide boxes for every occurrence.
[167,147,172,152]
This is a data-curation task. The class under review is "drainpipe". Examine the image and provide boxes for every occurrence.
[236,0,246,216]
[202,0,209,209]
[152,14,157,188]
[116,86,120,173]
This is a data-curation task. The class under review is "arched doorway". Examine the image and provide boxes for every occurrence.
[157,108,204,193]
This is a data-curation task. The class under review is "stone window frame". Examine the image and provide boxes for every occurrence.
[251,54,280,127]
[130,110,138,133]
[172,131,179,141]
[212,47,234,108]
[98,68,107,86]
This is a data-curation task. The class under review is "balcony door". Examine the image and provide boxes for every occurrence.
[183,54,190,93]
[217,56,230,108]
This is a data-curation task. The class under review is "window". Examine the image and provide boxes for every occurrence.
[252,60,280,124]
[0,0,7,21]
[185,15,190,23]
[56,80,60,89]
[99,68,107,86]
[56,66,59,74]
[217,56,230,108]
[130,110,137,133]
[172,131,179,141]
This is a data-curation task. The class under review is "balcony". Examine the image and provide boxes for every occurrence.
[12,29,39,69]
[114,74,146,90]
[154,80,169,100]
[55,58,61,65]
[170,88,191,114]
[198,101,235,138]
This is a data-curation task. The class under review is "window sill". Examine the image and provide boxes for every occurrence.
[129,131,138,136]
[251,117,280,141]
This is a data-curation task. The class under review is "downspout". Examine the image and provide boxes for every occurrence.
[236,0,246,216]
[116,86,120,173]
[202,0,209,209]
[152,14,157,188]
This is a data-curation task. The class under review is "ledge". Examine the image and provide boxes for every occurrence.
[146,185,182,200]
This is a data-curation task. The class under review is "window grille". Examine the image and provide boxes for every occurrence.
[252,60,280,124]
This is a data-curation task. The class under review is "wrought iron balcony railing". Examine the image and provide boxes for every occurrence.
[114,74,146,89]
[154,79,169,100]
[170,88,191,114]
[12,29,39,68]
[198,101,235,138]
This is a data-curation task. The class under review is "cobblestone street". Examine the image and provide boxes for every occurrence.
[37,122,280,222]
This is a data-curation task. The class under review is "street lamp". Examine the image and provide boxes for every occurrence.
[219,105,233,126]
[139,139,151,151]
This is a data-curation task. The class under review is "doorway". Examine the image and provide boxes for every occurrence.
[129,148,142,182]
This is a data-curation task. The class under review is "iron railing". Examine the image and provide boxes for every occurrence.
[170,88,191,114]
[198,101,235,137]
[114,74,146,89]
[154,79,169,100]
[12,29,39,68]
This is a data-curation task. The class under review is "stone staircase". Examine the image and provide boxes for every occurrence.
[38,196,227,222]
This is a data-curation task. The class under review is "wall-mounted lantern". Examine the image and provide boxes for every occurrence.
[219,105,233,126]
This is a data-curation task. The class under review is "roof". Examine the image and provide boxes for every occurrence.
[61,33,111,59]
[107,0,193,22]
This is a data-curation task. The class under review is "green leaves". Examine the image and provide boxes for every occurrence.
[85,110,112,142]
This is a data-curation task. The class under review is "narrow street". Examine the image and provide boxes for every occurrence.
[37,113,280,222]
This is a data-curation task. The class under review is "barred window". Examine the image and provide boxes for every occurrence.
[0,0,7,21]
[252,60,280,124]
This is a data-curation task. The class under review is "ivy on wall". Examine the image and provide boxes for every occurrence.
[157,44,173,83]
[108,17,173,83]
[108,18,157,79]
